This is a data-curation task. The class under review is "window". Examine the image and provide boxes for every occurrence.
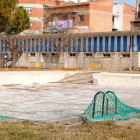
[4,55,8,59]
[69,53,75,57]
[25,8,32,13]
[122,54,130,57]
[103,54,110,57]
[86,53,92,57]
[79,15,84,21]
[112,16,115,22]
[52,53,55,56]
[42,53,46,56]
[29,53,35,57]
[53,17,58,22]
[65,16,68,20]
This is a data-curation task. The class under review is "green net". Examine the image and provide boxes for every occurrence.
[82,91,140,123]
[0,115,43,122]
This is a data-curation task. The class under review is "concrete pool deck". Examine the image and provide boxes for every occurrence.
[0,83,140,122]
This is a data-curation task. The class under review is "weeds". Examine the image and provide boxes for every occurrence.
[0,119,140,140]
[105,120,115,126]
[127,124,131,129]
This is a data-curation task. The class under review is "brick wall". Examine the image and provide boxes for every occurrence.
[89,0,113,32]
[28,8,43,17]
[29,21,42,30]
[45,0,114,33]
[123,3,136,31]
[17,0,38,4]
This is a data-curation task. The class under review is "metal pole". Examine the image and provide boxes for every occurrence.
[37,52,39,62]
[130,22,132,73]
[50,53,51,69]
[68,53,69,69]
[89,55,91,69]
[18,53,20,69]
[0,53,2,68]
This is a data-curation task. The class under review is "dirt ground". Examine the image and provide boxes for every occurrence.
[0,67,140,74]
[0,68,78,71]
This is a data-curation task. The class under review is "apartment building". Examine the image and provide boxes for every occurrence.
[44,0,113,33]
[16,0,73,34]
[112,3,136,31]
[16,0,136,34]
[130,0,140,31]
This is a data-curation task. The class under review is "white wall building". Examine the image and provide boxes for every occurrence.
[112,3,135,31]
[113,3,124,31]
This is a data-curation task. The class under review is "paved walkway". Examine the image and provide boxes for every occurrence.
[0,83,140,122]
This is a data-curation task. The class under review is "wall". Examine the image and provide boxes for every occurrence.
[16,0,73,34]
[0,71,78,86]
[93,72,140,87]
[90,0,113,32]
[123,3,136,31]
[113,3,136,31]
[45,0,114,33]
[1,31,140,70]
[16,0,44,34]
[11,52,140,71]
[113,3,124,31]
[45,4,90,28]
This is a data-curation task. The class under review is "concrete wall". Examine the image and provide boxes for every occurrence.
[0,71,78,86]
[13,52,140,71]
[93,72,140,87]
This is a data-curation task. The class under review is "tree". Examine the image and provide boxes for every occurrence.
[0,0,30,68]
[0,0,17,33]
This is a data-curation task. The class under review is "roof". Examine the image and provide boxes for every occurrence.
[130,20,140,23]
[113,2,135,9]
[47,10,78,15]
[45,2,90,9]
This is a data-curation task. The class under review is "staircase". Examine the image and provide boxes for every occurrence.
[58,72,96,85]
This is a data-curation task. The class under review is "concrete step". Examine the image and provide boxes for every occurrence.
[58,72,95,84]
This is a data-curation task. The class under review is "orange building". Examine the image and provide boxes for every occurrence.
[16,0,136,34]
[16,0,73,34]
[44,0,113,33]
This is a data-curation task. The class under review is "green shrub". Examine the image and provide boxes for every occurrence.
[105,120,115,126]
[127,125,131,129]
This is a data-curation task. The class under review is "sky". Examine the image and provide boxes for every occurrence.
[113,0,135,7]
[72,0,136,7]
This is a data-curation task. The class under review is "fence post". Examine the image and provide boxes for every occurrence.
[68,53,69,69]
[130,22,132,73]
[50,53,52,69]
[18,53,20,69]
[37,52,38,62]
[0,53,1,68]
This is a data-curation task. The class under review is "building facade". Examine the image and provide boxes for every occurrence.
[16,0,73,34]
[45,0,113,33]
[16,0,136,34]
[1,31,140,71]
[131,0,140,31]
[112,3,136,31]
